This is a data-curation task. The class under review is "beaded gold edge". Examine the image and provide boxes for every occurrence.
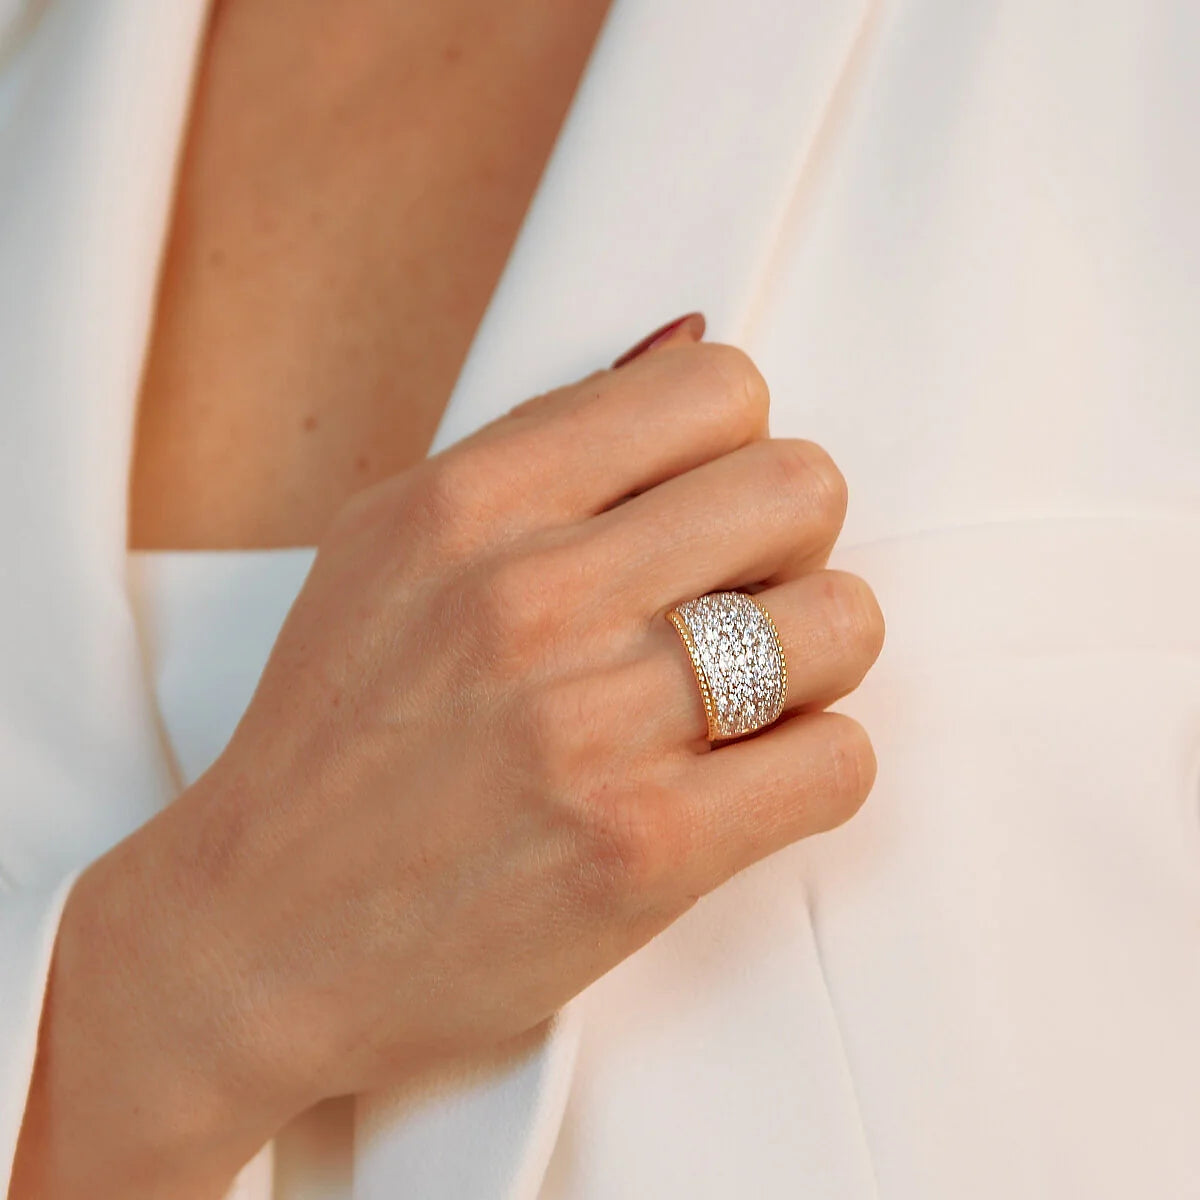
[665,607,719,741]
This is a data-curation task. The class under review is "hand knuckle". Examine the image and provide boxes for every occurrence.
[822,571,886,664]
[768,439,848,527]
[694,342,770,437]
[413,452,497,546]
[521,683,586,785]
[581,791,673,902]
[472,555,554,661]
[823,714,877,815]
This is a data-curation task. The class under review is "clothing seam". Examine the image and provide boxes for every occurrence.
[123,557,187,796]
[731,0,888,1188]
[752,1,887,1191]
[804,886,882,1199]
[734,0,886,351]
[837,508,1200,554]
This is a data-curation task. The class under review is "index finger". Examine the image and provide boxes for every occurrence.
[427,340,771,530]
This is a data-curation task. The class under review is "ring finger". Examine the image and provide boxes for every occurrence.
[614,569,885,749]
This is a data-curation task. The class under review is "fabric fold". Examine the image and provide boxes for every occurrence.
[0,872,79,1193]
[0,2,209,1190]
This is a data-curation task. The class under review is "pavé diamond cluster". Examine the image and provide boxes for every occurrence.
[666,591,787,740]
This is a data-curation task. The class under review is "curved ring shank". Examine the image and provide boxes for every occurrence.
[666,591,788,741]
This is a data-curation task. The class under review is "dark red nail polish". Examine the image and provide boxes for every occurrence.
[612,312,706,368]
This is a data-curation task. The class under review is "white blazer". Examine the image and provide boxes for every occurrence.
[2,2,1199,1197]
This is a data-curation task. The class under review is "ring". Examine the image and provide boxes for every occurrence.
[665,591,788,741]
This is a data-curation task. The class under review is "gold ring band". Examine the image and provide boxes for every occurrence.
[666,591,788,741]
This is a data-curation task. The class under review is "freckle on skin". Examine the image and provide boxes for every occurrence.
[355,454,370,472]
[443,44,462,64]
[303,415,319,432]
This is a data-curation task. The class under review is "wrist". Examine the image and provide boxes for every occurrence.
[13,782,310,1197]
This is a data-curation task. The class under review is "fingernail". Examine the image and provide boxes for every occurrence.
[612,312,706,368]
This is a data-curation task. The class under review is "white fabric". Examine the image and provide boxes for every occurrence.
[2,0,1199,1196]
[0,0,210,1184]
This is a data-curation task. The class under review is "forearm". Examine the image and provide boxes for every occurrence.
[8,799,294,1200]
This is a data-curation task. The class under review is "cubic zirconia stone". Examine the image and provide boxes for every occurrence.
[670,591,787,739]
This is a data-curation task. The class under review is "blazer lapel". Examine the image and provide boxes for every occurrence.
[433,0,875,450]
[0,0,210,871]
[0,0,875,1194]
[0,2,208,1179]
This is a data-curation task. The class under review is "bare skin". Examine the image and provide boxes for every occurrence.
[11,3,886,1198]
[130,0,613,549]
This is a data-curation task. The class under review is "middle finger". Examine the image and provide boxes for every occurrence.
[589,437,849,616]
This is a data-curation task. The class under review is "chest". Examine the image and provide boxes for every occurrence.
[129,0,610,550]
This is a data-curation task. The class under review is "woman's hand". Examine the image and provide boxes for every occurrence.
[202,332,883,1100]
[17,333,883,1197]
